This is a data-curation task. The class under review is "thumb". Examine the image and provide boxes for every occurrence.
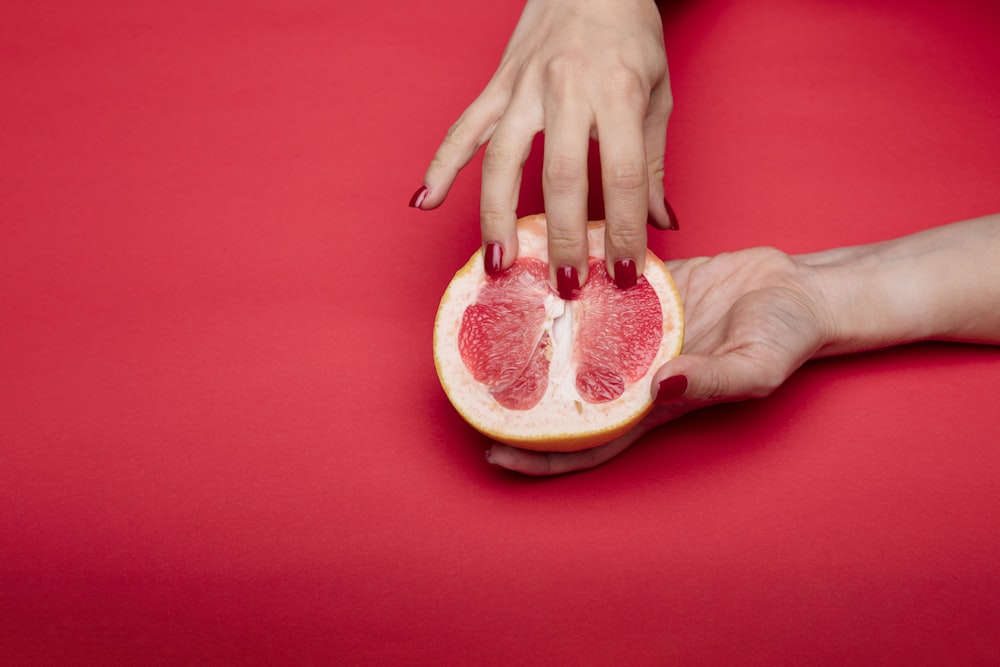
[649,351,780,407]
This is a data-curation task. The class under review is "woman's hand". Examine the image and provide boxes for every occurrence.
[412,0,675,297]
[485,213,1000,475]
[487,246,836,475]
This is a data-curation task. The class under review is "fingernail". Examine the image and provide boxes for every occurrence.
[654,375,688,404]
[485,449,496,465]
[408,185,428,208]
[484,243,503,276]
[613,258,637,290]
[665,198,679,230]
[556,266,581,300]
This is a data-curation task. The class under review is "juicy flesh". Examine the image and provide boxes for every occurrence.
[458,258,663,410]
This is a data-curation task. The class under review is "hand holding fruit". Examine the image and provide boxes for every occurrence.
[487,215,1000,475]
[412,0,675,295]
[486,246,834,474]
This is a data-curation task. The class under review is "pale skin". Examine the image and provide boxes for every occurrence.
[414,1,1000,473]
[487,213,1000,475]
[412,0,674,295]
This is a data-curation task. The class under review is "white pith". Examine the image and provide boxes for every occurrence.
[433,216,683,449]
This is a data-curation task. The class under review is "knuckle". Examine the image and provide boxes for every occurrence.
[647,154,665,177]
[479,206,511,231]
[544,52,587,85]
[650,85,674,118]
[444,118,469,146]
[603,68,647,105]
[544,154,585,197]
[483,137,517,174]
[606,222,646,253]
[546,224,588,257]
[606,159,647,194]
[428,151,453,176]
[701,372,730,402]
[426,122,467,174]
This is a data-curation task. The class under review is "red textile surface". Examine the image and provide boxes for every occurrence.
[2,0,999,663]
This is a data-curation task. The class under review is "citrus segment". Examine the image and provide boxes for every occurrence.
[574,260,663,403]
[491,332,551,410]
[458,258,551,408]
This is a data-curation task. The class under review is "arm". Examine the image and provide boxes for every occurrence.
[806,213,1000,355]
[487,214,1000,475]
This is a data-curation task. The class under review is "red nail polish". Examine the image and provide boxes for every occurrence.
[409,185,428,208]
[664,198,679,230]
[484,243,503,276]
[654,375,688,404]
[613,258,637,290]
[556,266,581,300]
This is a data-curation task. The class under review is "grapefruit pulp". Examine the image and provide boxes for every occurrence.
[433,214,683,452]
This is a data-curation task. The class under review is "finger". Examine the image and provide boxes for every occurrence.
[415,88,508,210]
[486,429,644,476]
[479,92,540,272]
[643,79,676,230]
[541,92,593,298]
[594,73,650,287]
[649,351,784,407]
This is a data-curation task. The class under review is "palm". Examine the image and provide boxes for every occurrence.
[489,247,826,475]
[665,247,823,394]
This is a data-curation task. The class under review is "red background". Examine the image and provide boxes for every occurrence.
[3,0,1000,663]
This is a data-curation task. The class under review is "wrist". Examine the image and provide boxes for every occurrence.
[806,246,919,357]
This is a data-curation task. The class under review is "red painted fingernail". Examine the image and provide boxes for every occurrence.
[654,375,688,404]
[665,198,679,230]
[484,243,503,276]
[556,266,581,300]
[409,185,428,208]
[613,258,637,290]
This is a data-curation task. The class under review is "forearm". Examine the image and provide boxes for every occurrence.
[799,214,1000,357]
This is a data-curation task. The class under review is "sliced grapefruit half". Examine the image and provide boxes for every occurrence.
[433,214,684,452]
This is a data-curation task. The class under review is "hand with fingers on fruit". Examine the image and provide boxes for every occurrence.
[485,214,1000,476]
[410,0,677,298]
